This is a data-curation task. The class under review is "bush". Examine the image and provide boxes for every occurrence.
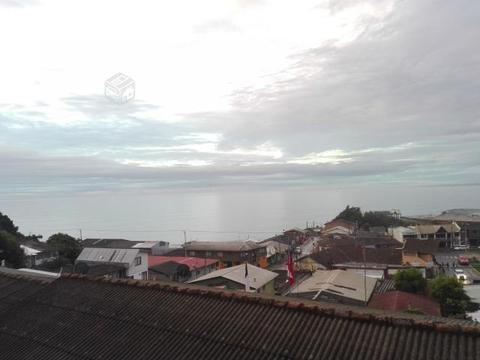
[430,276,471,317]
[394,268,427,294]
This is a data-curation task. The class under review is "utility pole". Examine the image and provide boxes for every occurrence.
[183,230,187,257]
[79,229,83,241]
[363,244,367,305]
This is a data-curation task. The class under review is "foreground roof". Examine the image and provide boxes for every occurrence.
[189,263,278,290]
[1,273,479,360]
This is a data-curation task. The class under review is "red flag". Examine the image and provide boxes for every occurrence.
[287,252,295,285]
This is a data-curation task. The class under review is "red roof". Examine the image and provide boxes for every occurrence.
[148,256,218,270]
[369,291,441,316]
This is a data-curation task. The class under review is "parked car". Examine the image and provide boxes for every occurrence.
[458,255,469,266]
[454,244,470,250]
[455,268,465,274]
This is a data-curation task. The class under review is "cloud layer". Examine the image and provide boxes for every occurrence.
[1,0,480,195]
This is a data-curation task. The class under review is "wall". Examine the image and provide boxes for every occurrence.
[127,252,148,279]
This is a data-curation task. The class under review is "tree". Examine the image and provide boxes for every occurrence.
[0,231,24,268]
[362,211,402,230]
[47,233,81,264]
[0,212,19,235]
[335,205,363,225]
[430,276,471,317]
[393,268,427,294]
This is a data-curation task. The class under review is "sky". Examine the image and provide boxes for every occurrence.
[1,0,480,218]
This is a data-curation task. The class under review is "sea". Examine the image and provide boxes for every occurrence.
[2,184,480,245]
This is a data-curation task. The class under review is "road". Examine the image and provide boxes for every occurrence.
[435,251,480,282]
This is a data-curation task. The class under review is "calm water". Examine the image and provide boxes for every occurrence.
[2,184,480,244]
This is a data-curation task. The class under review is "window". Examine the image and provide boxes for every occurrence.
[190,251,195,256]
[217,252,223,257]
[206,251,212,256]
[135,256,141,266]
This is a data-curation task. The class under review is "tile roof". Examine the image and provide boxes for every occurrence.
[369,291,442,317]
[323,218,356,231]
[414,223,461,234]
[1,272,480,360]
[403,238,439,254]
[318,233,401,248]
[185,240,265,252]
[189,263,278,290]
[311,246,403,267]
[148,256,218,270]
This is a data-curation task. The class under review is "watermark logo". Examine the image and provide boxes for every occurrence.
[104,73,135,104]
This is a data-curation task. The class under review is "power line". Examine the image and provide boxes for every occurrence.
[29,227,280,234]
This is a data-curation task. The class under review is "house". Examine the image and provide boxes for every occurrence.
[188,263,278,294]
[283,227,308,245]
[322,218,356,235]
[410,223,461,248]
[418,209,480,246]
[258,239,289,265]
[148,256,218,282]
[369,291,442,316]
[176,240,268,268]
[388,226,417,243]
[402,238,437,268]
[81,238,169,255]
[311,245,403,269]
[18,241,58,268]
[75,247,148,279]
[318,233,401,250]
[289,269,377,306]
[1,272,479,360]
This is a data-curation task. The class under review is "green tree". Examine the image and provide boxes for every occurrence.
[0,212,19,235]
[362,211,401,230]
[0,231,24,268]
[335,205,363,225]
[430,276,471,317]
[47,233,81,264]
[393,268,427,294]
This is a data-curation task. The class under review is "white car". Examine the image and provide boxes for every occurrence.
[454,269,465,274]
[456,273,471,285]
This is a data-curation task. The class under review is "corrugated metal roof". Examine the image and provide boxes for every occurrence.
[76,247,139,265]
[189,263,277,290]
[293,269,377,303]
[1,273,479,360]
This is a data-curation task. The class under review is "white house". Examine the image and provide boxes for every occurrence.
[75,248,148,279]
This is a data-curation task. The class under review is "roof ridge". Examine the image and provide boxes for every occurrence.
[0,270,53,284]
[59,273,480,335]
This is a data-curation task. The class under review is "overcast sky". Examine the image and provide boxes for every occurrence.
[1,0,480,197]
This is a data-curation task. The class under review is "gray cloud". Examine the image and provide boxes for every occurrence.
[0,0,36,7]
[1,0,480,195]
